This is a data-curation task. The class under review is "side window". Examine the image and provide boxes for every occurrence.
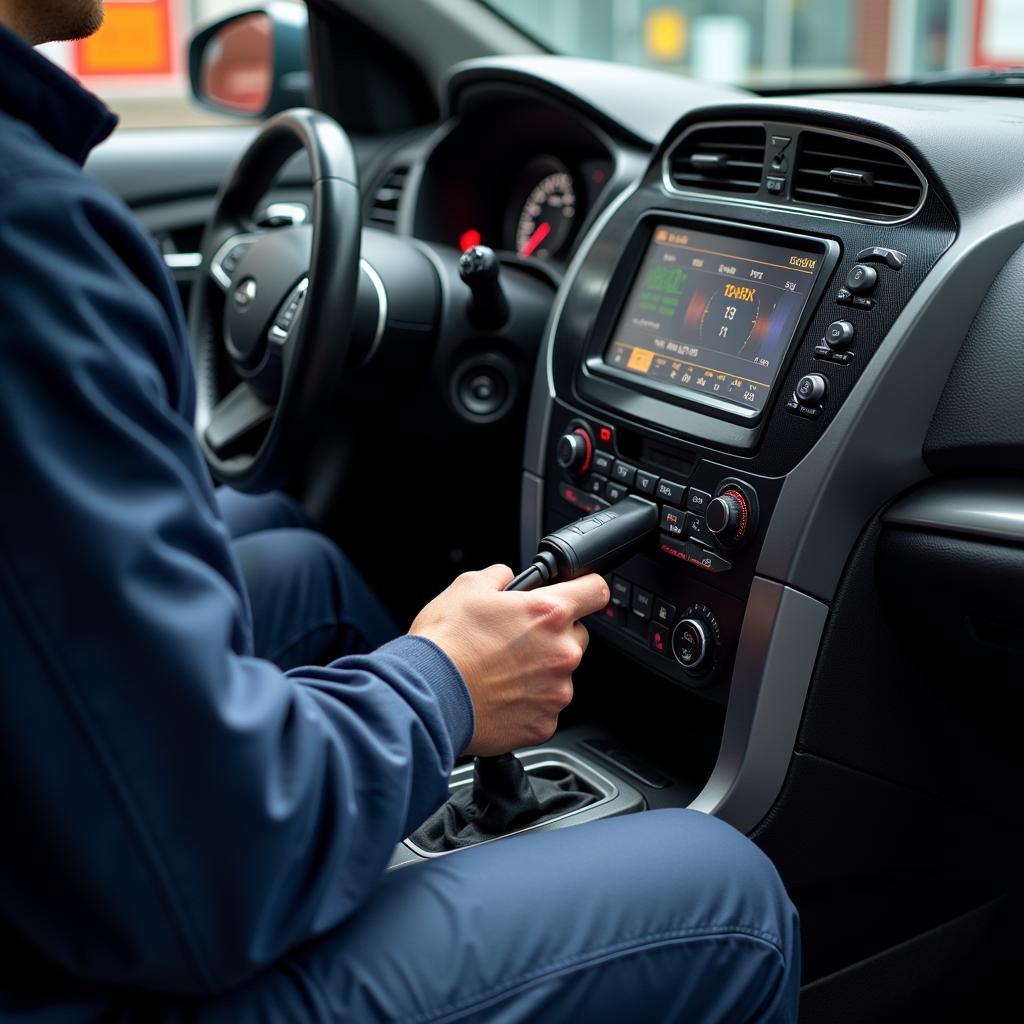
[37,0,282,129]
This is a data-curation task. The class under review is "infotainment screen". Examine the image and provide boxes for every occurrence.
[603,224,825,416]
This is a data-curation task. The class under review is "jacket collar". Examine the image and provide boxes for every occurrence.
[0,21,117,165]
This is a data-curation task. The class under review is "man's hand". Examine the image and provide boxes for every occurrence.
[409,566,610,756]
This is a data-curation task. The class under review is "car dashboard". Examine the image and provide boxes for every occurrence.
[372,57,1023,990]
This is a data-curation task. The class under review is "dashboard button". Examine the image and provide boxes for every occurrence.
[672,617,710,670]
[605,480,629,502]
[631,587,653,620]
[558,481,605,514]
[655,479,687,506]
[795,373,828,407]
[856,245,905,270]
[600,603,624,627]
[846,263,878,294]
[659,506,686,536]
[611,461,637,486]
[691,548,732,573]
[686,488,712,514]
[611,577,631,608]
[653,599,676,626]
[635,469,659,496]
[584,474,608,495]
[685,512,714,547]
[825,320,855,349]
[556,427,593,475]
[648,622,671,657]
[592,450,614,475]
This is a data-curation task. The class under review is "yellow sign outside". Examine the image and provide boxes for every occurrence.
[78,1,172,76]
[644,8,687,63]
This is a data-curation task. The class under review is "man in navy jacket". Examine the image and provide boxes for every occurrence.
[0,2,800,1020]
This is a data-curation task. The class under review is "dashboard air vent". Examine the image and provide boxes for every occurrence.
[667,125,766,195]
[792,132,923,220]
[367,165,409,230]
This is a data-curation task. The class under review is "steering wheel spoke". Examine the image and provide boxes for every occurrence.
[203,383,274,458]
[209,231,263,292]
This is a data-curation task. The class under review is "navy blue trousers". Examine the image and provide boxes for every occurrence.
[216,488,398,667]
[192,491,800,1023]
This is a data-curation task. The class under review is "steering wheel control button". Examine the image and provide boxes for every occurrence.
[654,478,687,506]
[631,587,653,620]
[672,617,710,671]
[846,263,878,294]
[592,450,614,476]
[856,245,906,270]
[233,277,258,310]
[648,622,671,657]
[634,469,659,496]
[825,320,855,349]
[556,427,594,475]
[611,461,637,486]
[660,506,686,536]
[611,577,631,608]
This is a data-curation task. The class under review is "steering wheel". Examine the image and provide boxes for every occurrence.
[188,109,360,492]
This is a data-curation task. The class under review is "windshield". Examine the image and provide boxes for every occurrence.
[483,0,1008,89]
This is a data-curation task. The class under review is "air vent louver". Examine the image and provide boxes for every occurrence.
[792,132,922,220]
[367,165,409,230]
[667,125,766,195]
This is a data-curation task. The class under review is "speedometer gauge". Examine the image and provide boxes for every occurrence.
[513,161,577,260]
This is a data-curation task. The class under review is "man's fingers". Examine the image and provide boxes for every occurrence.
[546,573,611,620]
[573,622,589,653]
[477,564,516,589]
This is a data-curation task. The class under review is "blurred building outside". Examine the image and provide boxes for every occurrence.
[33,0,1024,130]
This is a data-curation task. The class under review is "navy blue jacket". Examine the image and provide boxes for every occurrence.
[0,23,472,1003]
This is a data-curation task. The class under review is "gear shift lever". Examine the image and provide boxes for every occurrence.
[409,496,658,853]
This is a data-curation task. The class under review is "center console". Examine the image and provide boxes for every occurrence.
[521,113,957,828]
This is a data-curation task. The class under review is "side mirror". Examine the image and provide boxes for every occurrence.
[188,2,311,119]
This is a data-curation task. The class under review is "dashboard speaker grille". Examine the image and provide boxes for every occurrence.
[666,125,766,195]
[792,131,923,220]
[367,165,409,230]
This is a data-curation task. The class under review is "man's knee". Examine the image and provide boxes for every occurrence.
[636,808,797,938]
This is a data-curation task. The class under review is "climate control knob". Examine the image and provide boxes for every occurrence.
[706,480,757,547]
[555,427,594,475]
[672,616,714,673]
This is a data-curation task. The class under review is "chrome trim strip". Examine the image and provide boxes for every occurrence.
[267,278,309,345]
[357,257,388,367]
[689,579,829,834]
[519,182,639,566]
[662,119,929,226]
[884,479,1024,546]
[163,252,202,270]
[209,231,262,291]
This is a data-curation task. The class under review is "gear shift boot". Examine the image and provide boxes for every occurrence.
[409,752,601,853]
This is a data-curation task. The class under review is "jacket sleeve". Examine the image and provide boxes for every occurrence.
[0,177,473,994]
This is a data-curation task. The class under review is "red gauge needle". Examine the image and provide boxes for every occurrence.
[520,221,551,257]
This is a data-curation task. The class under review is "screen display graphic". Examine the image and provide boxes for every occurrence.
[604,225,824,416]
